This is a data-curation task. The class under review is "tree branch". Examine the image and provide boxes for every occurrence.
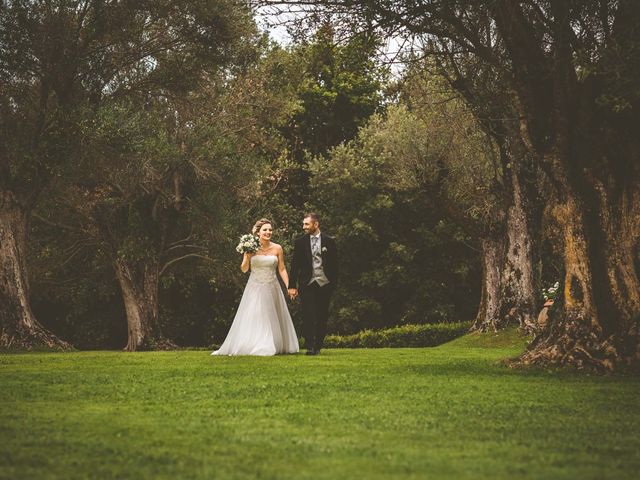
[160,253,213,276]
[33,213,84,233]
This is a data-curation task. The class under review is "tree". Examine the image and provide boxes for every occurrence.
[411,51,544,333]
[0,0,259,349]
[36,40,295,350]
[27,62,297,350]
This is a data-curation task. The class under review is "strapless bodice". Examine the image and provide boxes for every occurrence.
[249,255,278,283]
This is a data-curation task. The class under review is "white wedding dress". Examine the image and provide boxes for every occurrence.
[212,255,299,356]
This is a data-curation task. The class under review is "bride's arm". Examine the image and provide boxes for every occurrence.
[241,252,253,273]
[277,245,290,288]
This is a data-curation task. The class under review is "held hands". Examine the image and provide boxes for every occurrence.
[287,288,298,300]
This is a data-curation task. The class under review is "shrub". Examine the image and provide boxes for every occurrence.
[323,321,471,348]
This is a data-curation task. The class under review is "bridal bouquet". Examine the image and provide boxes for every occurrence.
[236,234,260,254]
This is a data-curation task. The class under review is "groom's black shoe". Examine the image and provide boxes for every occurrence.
[306,349,317,355]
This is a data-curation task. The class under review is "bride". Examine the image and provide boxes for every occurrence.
[212,218,299,356]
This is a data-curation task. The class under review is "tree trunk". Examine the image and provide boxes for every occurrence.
[515,0,640,370]
[597,182,640,328]
[496,161,541,332]
[113,257,175,351]
[473,235,505,331]
[520,174,640,371]
[472,145,541,333]
[0,191,71,350]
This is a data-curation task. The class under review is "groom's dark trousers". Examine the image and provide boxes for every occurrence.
[300,282,333,352]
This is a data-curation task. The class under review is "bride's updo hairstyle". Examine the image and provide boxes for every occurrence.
[252,218,272,235]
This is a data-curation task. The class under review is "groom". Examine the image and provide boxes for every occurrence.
[288,213,338,355]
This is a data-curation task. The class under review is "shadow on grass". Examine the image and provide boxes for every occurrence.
[401,355,640,383]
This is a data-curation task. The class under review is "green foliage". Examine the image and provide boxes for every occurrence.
[287,25,387,159]
[28,225,127,349]
[390,69,502,227]
[158,264,244,347]
[323,321,471,348]
[307,105,481,333]
[0,0,260,187]
[260,25,388,220]
[2,334,639,479]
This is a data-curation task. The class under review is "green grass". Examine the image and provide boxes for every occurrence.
[1,329,639,480]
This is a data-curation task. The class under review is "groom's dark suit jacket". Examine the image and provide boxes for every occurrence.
[289,233,338,292]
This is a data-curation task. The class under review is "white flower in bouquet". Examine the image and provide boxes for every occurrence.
[236,234,260,254]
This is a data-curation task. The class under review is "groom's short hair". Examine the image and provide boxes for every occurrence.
[304,212,320,224]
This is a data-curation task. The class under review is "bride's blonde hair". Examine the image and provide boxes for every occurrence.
[252,218,272,235]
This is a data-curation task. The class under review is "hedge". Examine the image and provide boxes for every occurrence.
[322,321,471,348]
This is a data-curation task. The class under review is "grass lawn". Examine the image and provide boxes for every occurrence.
[1,328,639,480]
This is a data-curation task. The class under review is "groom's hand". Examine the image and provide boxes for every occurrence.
[288,288,298,300]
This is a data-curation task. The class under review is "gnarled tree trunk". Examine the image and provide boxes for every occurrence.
[113,257,174,351]
[472,145,541,333]
[0,190,71,350]
[521,165,640,371]
[473,235,505,331]
[597,182,640,328]
[496,158,541,332]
